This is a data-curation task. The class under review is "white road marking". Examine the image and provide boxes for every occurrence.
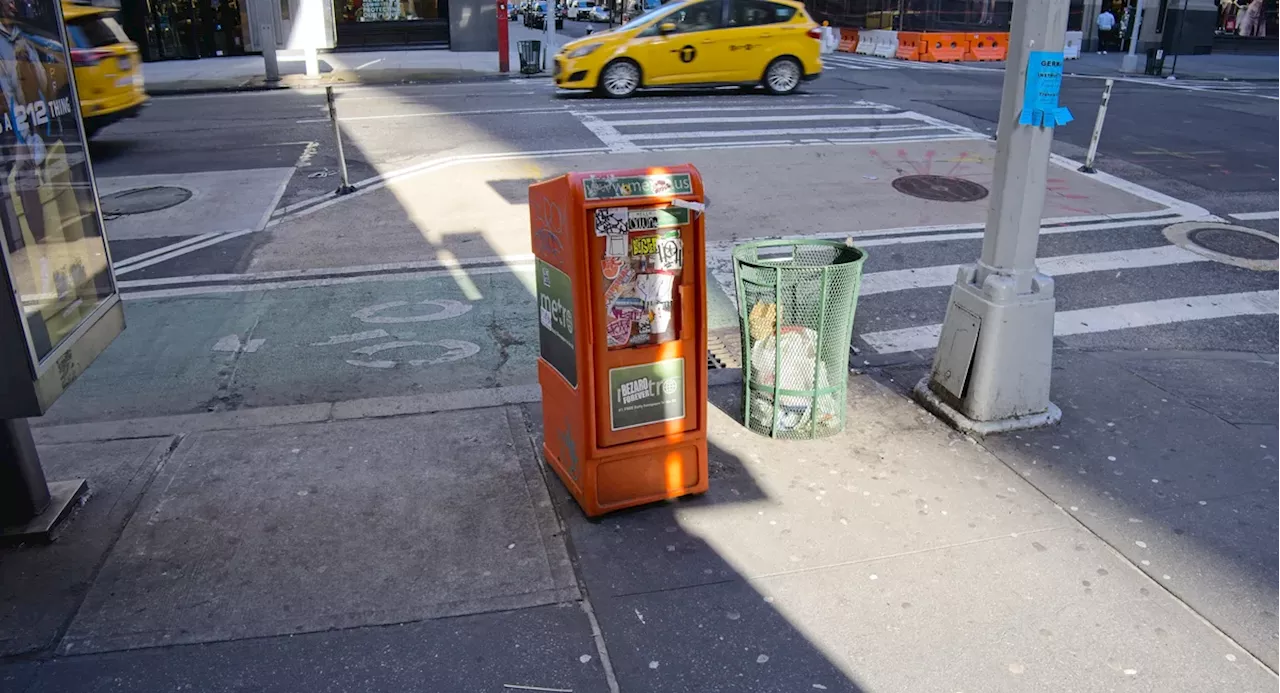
[311,330,392,346]
[212,335,265,353]
[345,338,480,368]
[650,132,987,151]
[296,105,568,124]
[577,102,895,115]
[861,290,1279,354]
[352,299,473,323]
[574,111,643,153]
[118,253,538,288]
[860,245,1206,296]
[354,58,383,70]
[114,229,257,276]
[600,112,927,126]
[623,124,945,141]
[113,232,222,271]
[1229,210,1280,221]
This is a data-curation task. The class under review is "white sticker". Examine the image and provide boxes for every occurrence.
[594,207,628,236]
[540,306,554,329]
[652,236,683,271]
[605,233,628,259]
[635,273,675,303]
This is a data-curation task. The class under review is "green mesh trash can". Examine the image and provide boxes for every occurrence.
[733,240,867,439]
[518,39,543,74]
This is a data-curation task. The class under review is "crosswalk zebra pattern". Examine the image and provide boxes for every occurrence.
[708,211,1279,358]
[823,53,1001,73]
[570,98,985,152]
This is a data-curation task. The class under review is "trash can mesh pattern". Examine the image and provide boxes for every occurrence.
[733,240,866,439]
[518,40,542,75]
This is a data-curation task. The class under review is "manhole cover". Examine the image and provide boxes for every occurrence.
[100,186,192,216]
[1163,222,1278,271]
[1188,228,1278,260]
[890,175,989,203]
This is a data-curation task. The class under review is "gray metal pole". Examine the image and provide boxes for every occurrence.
[0,418,51,525]
[1079,78,1113,174]
[913,0,1068,434]
[260,22,280,83]
[326,87,356,195]
[1120,0,1145,73]
[1168,0,1189,78]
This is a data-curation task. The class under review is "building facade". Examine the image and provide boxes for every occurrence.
[803,0,1275,55]
[115,0,501,60]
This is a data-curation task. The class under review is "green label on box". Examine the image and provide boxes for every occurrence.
[627,206,689,231]
[609,358,685,431]
[536,259,576,387]
[583,174,694,200]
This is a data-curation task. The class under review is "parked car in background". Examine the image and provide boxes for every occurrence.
[567,0,593,19]
[588,4,610,20]
[62,2,147,137]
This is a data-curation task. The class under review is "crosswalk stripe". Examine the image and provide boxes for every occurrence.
[603,112,921,126]
[861,290,1279,354]
[859,245,1207,296]
[623,123,945,141]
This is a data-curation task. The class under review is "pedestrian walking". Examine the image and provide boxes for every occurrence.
[1096,7,1116,54]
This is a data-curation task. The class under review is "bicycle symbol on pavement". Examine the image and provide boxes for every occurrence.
[311,299,482,369]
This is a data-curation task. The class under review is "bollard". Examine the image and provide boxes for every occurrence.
[260,23,280,83]
[1078,78,1113,174]
[326,87,357,195]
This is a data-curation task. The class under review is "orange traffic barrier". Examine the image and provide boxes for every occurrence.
[895,31,923,60]
[837,28,858,53]
[965,32,1007,61]
[921,32,967,62]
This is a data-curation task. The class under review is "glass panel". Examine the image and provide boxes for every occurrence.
[337,0,442,22]
[1,0,114,365]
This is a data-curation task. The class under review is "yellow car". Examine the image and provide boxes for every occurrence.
[554,0,822,97]
[62,2,147,136]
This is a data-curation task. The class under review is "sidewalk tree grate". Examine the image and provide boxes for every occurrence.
[100,186,193,217]
[890,174,989,203]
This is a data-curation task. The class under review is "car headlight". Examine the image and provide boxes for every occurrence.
[567,43,602,59]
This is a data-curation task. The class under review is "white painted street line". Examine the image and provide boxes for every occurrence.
[624,124,943,141]
[861,290,1279,354]
[651,132,988,151]
[354,58,383,70]
[576,102,895,115]
[118,253,537,288]
[113,232,222,271]
[1229,210,1280,221]
[296,105,568,124]
[114,229,257,276]
[212,334,265,354]
[121,262,538,300]
[860,245,1206,296]
[575,112,643,153]
[601,112,925,127]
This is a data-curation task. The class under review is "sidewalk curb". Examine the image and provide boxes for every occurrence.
[146,71,527,97]
[30,370,743,444]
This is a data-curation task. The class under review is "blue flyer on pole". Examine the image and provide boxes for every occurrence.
[1019,51,1074,127]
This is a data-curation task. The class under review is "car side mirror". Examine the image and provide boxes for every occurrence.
[658,22,677,33]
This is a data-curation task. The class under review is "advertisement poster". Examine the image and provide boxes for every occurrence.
[609,358,685,431]
[536,258,577,387]
[0,0,113,365]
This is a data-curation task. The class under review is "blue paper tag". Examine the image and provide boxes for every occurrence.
[1019,51,1074,127]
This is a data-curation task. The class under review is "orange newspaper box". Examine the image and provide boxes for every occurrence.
[529,165,709,517]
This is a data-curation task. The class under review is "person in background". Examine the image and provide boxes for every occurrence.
[1096,6,1116,54]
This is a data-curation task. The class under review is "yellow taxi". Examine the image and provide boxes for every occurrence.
[62,2,147,136]
[553,0,821,97]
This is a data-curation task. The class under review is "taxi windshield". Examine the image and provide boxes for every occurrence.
[619,1,679,30]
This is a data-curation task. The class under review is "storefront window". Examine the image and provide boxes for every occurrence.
[1218,0,1277,37]
[337,0,440,21]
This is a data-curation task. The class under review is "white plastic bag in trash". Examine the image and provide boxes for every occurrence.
[750,327,821,432]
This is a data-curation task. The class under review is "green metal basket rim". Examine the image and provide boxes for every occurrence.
[732,239,868,271]
[745,383,846,397]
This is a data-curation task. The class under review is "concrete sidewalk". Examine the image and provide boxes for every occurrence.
[1067,51,1279,81]
[142,25,571,94]
[1,345,1275,691]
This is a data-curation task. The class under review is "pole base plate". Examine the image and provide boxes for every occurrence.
[0,479,89,546]
[913,377,1061,437]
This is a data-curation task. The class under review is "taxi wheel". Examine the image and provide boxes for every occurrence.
[763,57,802,95]
[599,60,641,98]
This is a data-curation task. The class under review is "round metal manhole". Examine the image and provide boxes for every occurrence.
[890,174,989,203]
[100,186,192,216]
[1163,222,1279,271]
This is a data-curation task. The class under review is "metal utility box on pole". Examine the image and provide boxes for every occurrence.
[0,0,126,542]
[913,0,1071,435]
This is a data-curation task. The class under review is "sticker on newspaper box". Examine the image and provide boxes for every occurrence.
[627,206,689,232]
[582,174,694,201]
[594,207,628,236]
[631,231,683,272]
